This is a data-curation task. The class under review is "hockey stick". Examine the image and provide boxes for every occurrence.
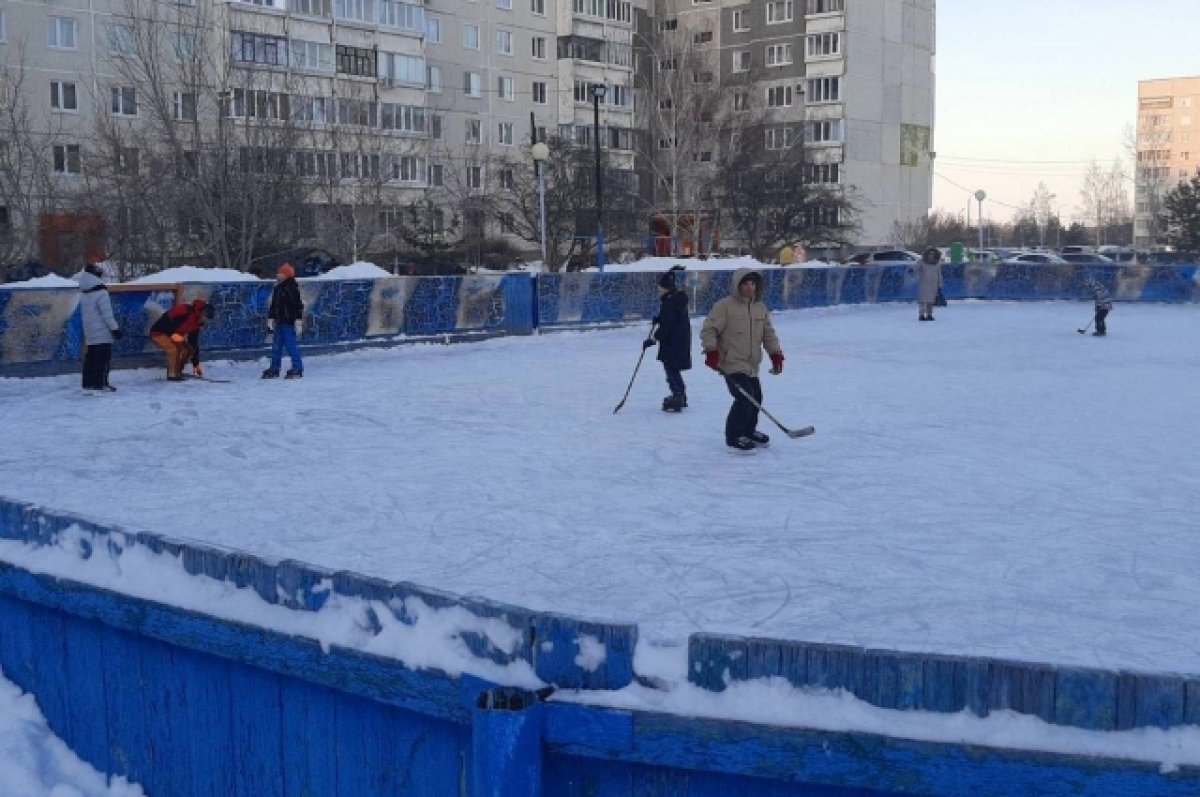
[185,374,232,383]
[612,322,657,414]
[1077,318,1093,335]
[721,372,815,439]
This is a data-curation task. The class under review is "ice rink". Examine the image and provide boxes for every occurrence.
[2,300,1198,673]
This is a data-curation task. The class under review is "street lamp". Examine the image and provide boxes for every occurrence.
[531,141,550,269]
[974,189,987,254]
[591,83,607,271]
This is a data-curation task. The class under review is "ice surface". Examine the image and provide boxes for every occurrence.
[2,301,1198,674]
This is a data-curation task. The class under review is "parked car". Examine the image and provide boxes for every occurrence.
[1002,253,1069,265]
[1060,246,1093,256]
[1060,254,1115,266]
[844,250,921,266]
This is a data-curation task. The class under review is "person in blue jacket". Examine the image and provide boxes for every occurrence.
[643,265,691,412]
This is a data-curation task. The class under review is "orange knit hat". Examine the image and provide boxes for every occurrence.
[277,263,295,279]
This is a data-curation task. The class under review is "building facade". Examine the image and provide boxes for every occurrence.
[0,0,935,270]
[1135,76,1200,250]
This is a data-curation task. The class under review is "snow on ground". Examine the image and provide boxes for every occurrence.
[2,302,1199,676]
[309,261,392,280]
[0,274,79,289]
[0,669,145,797]
[126,266,261,284]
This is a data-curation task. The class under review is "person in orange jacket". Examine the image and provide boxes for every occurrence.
[149,299,213,381]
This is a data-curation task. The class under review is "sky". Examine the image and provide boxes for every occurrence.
[933,0,1199,224]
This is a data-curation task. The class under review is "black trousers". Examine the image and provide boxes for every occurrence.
[663,365,686,398]
[1095,307,1109,334]
[724,373,761,443]
[82,344,112,389]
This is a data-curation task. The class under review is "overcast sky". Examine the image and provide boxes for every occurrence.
[933,0,1198,223]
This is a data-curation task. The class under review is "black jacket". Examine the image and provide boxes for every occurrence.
[654,289,692,371]
[268,278,304,325]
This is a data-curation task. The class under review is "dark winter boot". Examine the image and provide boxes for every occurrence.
[748,431,770,447]
[261,368,280,379]
[726,436,757,454]
[1092,331,1105,337]
[661,395,682,413]
[285,368,304,379]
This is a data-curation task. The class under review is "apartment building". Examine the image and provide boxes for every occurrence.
[0,0,934,266]
[1134,76,1200,249]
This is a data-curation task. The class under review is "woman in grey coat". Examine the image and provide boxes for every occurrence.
[78,264,122,393]
[917,247,943,321]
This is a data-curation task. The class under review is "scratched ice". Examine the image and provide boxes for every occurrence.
[1,301,1198,674]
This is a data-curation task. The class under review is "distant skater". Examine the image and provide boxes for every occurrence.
[1086,277,1112,336]
[78,263,122,395]
[263,263,305,379]
[917,247,943,321]
[644,265,690,411]
[700,268,785,454]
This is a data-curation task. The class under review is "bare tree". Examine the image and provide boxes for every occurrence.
[1078,159,1132,247]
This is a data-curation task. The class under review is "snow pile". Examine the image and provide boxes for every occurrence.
[0,275,78,290]
[309,261,391,280]
[127,267,261,284]
[589,255,835,273]
[0,671,145,796]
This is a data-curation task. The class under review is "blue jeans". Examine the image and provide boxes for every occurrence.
[270,324,303,371]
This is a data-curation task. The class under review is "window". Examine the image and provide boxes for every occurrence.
[807,32,841,58]
[0,206,9,230]
[806,76,840,103]
[498,122,513,145]
[765,127,796,150]
[380,103,425,133]
[464,71,482,97]
[531,0,545,13]
[463,24,480,50]
[497,0,512,8]
[733,92,748,111]
[108,24,135,56]
[806,0,843,14]
[658,97,673,110]
[378,0,424,32]
[173,91,197,121]
[426,65,442,93]
[50,81,78,111]
[428,163,444,186]
[290,0,332,16]
[496,29,512,55]
[659,58,678,71]
[335,44,375,76]
[573,0,631,21]
[52,144,82,174]
[465,118,481,143]
[335,98,376,126]
[390,155,424,182]
[732,50,750,72]
[116,147,139,176]
[658,137,675,150]
[467,165,482,189]
[658,18,677,31]
[498,76,514,100]
[426,16,441,43]
[0,9,6,43]
[231,32,288,66]
[499,168,514,189]
[531,36,546,59]
[766,44,793,67]
[806,119,843,143]
[732,9,749,31]
[767,85,792,107]
[291,96,331,124]
[429,114,442,139]
[292,40,334,73]
[173,32,197,62]
[692,71,713,84]
[234,89,291,120]
[48,17,78,50]
[379,52,425,85]
[334,0,377,23]
[608,84,631,108]
[693,31,712,45]
[532,81,547,104]
[766,0,793,23]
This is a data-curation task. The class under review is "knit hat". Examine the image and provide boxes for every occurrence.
[278,263,295,279]
[658,264,685,290]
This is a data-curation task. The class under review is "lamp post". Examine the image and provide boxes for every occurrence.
[591,83,607,271]
[531,142,550,270]
[974,189,987,254]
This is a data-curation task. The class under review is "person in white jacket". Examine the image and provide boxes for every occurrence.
[78,264,122,394]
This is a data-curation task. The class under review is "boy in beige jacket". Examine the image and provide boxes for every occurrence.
[700,268,785,453]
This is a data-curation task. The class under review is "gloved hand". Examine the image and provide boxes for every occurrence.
[267,319,275,332]
[111,329,123,340]
[642,338,655,350]
[769,351,785,375]
[295,320,304,337]
[704,350,720,371]
[170,333,184,344]
[651,315,660,325]
[192,364,204,377]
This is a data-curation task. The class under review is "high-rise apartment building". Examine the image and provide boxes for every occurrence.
[0,0,934,269]
[1134,76,1200,250]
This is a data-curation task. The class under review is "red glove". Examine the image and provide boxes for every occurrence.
[704,350,720,371]
[769,351,785,375]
